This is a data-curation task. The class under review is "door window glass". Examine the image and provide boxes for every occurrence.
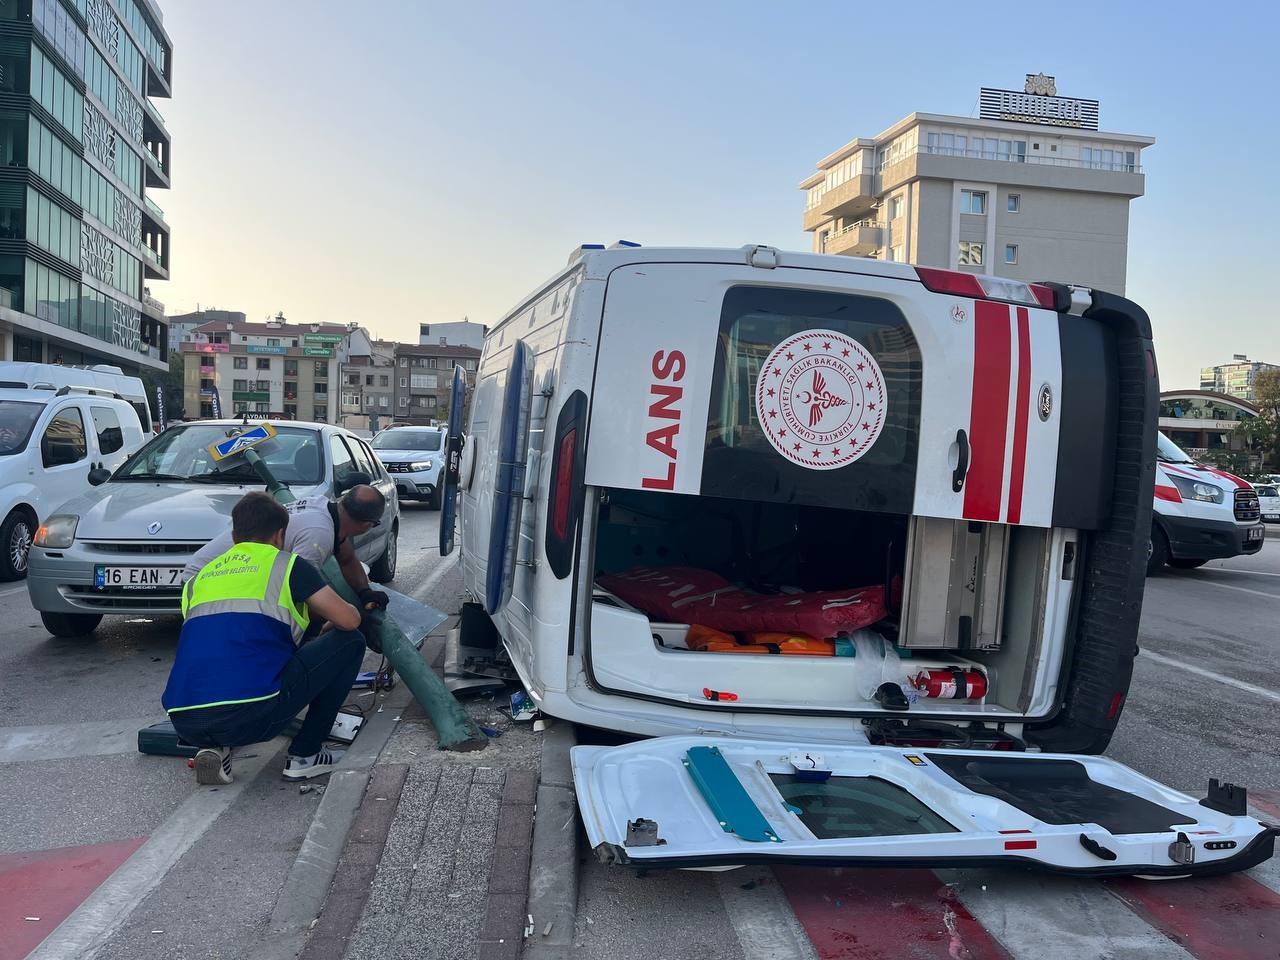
[704,285,921,514]
[90,405,124,454]
[769,774,958,840]
[329,434,357,486]
[41,406,86,466]
[0,400,44,455]
[347,435,378,478]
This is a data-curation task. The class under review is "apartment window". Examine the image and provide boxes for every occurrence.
[464,360,477,372]
[399,396,408,407]
[233,356,247,369]
[255,380,270,391]
[1004,244,1018,265]
[411,373,438,389]
[959,190,987,215]
[1007,194,1020,213]
[398,357,408,367]
[888,245,905,263]
[254,403,269,414]
[284,359,298,376]
[416,396,430,408]
[379,396,389,408]
[284,381,297,400]
[958,241,984,266]
[233,379,248,391]
[240,336,247,342]
[379,375,389,387]
[313,406,327,423]
[347,373,359,386]
[889,196,903,220]
[256,358,271,370]
[314,362,328,378]
[426,358,438,369]
[399,377,407,387]
[365,375,374,386]
[267,338,280,347]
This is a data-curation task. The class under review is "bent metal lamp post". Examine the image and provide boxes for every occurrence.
[223,436,485,751]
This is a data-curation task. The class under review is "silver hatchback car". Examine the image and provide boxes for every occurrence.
[27,419,400,637]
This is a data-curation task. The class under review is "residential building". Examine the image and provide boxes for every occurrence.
[167,308,246,346]
[392,342,480,425]
[339,330,396,432]
[1198,355,1280,403]
[800,75,1153,294]
[181,316,352,422]
[418,319,485,350]
[0,0,173,373]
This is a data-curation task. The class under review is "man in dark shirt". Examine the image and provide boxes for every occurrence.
[163,492,367,785]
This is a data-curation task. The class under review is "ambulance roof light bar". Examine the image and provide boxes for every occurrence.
[915,266,1056,310]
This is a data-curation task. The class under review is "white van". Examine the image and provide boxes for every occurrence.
[453,244,1162,757]
[0,363,147,579]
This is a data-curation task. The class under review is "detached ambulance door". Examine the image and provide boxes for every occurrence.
[571,736,1277,877]
[910,291,1071,529]
[584,263,923,516]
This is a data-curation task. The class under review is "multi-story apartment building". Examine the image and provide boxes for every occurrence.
[0,0,173,372]
[800,76,1153,294]
[391,342,480,426]
[167,308,246,346]
[339,332,395,432]
[182,316,352,422]
[1199,356,1280,403]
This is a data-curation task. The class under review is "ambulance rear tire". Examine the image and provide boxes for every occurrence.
[40,611,102,638]
[1168,558,1208,569]
[1145,526,1169,576]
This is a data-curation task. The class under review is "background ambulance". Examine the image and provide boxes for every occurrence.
[1149,431,1262,574]
[448,244,1164,758]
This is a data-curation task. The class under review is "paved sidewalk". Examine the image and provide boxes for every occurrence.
[297,683,542,960]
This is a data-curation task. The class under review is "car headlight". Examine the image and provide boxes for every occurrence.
[1169,475,1224,504]
[409,460,433,471]
[35,514,79,548]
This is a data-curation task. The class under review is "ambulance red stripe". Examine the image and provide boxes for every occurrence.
[1005,307,1032,524]
[964,301,1012,521]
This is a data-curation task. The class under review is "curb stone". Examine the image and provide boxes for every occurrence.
[521,722,579,960]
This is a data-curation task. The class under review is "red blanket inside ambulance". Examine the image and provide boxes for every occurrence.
[596,566,890,639]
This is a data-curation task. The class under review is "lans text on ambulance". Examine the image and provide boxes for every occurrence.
[641,350,685,491]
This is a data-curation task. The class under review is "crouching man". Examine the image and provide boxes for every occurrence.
[162,492,366,785]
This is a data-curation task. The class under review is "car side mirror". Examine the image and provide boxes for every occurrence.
[335,470,373,495]
[88,465,112,486]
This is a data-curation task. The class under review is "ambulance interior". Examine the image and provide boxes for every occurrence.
[587,488,1069,725]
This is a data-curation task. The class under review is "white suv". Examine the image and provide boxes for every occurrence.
[0,386,145,580]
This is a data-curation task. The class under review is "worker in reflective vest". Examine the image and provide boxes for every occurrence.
[162,492,366,785]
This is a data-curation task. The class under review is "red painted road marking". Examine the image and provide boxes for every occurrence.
[963,301,1012,522]
[0,837,145,960]
[1249,788,1280,822]
[1106,873,1280,960]
[775,866,1013,960]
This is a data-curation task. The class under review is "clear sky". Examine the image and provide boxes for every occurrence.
[154,0,1278,389]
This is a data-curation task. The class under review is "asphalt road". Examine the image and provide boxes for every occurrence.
[0,501,457,960]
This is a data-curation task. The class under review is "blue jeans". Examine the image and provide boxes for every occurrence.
[170,628,365,758]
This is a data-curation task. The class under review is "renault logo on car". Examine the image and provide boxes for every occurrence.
[148,521,163,535]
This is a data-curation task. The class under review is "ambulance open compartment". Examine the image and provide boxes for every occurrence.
[580,261,1117,740]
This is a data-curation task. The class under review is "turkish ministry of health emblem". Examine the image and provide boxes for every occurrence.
[754,329,887,470]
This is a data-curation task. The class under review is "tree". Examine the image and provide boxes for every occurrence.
[1234,368,1280,471]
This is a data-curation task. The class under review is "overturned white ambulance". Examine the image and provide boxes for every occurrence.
[446,244,1276,876]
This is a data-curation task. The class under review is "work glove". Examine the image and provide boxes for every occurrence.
[358,588,390,611]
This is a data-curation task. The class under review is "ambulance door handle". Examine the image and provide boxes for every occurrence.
[951,429,970,493]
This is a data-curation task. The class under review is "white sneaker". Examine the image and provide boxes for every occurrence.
[282,747,345,780]
[194,747,232,785]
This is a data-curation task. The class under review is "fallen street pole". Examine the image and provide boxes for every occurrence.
[244,446,487,751]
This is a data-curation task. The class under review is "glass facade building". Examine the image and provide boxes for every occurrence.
[0,0,171,371]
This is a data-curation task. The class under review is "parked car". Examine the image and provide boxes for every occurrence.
[0,362,149,581]
[26,419,400,637]
[370,425,446,508]
[1255,482,1280,522]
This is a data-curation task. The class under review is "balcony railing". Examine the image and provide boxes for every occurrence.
[831,219,884,237]
[904,145,1142,174]
[144,195,166,223]
[142,245,163,267]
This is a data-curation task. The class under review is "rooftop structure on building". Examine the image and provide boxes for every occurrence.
[417,319,486,350]
[800,74,1154,294]
[1199,355,1280,402]
[0,0,174,373]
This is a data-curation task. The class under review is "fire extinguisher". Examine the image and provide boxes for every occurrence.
[912,667,987,700]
